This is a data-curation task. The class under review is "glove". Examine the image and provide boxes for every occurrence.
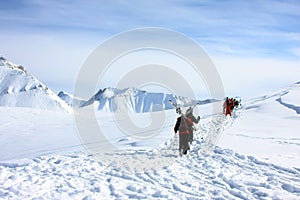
[197,116,200,121]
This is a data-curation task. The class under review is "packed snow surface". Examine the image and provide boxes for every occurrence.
[0,82,300,199]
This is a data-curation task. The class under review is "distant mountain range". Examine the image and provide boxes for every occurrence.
[0,56,218,112]
[58,87,218,113]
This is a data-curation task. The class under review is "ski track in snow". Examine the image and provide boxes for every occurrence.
[276,97,300,115]
[1,109,300,199]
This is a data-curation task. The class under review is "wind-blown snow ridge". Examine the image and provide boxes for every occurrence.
[276,97,300,114]
[244,81,300,109]
[0,56,72,112]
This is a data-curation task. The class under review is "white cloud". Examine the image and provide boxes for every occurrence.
[1,0,300,97]
[291,48,300,58]
[288,33,300,41]
[213,55,300,98]
[0,32,103,94]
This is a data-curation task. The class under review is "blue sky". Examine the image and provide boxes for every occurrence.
[0,0,300,98]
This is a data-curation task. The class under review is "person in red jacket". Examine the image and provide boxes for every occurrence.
[174,115,194,156]
[224,97,234,117]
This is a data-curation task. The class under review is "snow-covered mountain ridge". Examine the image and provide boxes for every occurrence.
[59,87,218,113]
[0,56,218,113]
[58,91,85,108]
[0,56,72,112]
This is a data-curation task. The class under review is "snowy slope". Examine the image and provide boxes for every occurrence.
[0,57,72,112]
[219,82,300,168]
[0,83,300,199]
[0,92,300,199]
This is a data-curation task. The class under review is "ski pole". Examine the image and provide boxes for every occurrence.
[170,134,177,149]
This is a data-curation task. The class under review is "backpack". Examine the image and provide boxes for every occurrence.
[226,98,230,106]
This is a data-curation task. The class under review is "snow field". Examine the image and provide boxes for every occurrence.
[1,59,300,200]
[0,102,300,199]
[1,146,300,199]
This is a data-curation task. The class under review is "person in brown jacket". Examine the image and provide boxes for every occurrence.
[174,108,200,156]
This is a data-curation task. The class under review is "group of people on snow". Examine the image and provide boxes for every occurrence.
[172,97,241,156]
[223,97,241,117]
